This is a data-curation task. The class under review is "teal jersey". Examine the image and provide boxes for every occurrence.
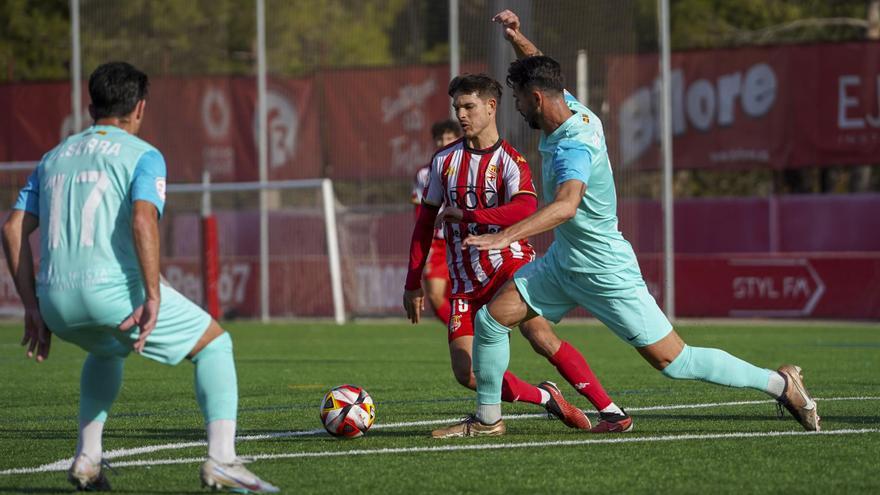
[13,125,166,296]
[537,91,636,273]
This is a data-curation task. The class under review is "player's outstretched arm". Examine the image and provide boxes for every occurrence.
[437,194,538,228]
[120,200,161,353]
[2,210,51,362]
[492,9,542,59]
[463,180,584,251]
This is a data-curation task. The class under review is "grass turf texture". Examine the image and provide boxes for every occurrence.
[0,320,878,493]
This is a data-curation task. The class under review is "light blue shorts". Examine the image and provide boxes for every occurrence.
[513,255,672,347]
[39,281,212,365]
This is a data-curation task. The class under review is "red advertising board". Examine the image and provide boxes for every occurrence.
[607,42,880,170]
[321,62,484,180]
[0,77,322,183]
[639,254,880,319]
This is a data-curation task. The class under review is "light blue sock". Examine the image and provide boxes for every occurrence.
[661,345,773,393]
[473,307,512,409]
[192,332,238,423]
[80,353,125,422]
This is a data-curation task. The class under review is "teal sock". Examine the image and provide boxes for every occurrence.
[192,332,238,423]
[80,353,124,422]
[661,345,773,392]
[473,307,512,408]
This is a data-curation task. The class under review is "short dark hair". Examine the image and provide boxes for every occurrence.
[447,73,502,101]
[506,56,565,94]
[88,62,149,119]
[430,119,461,140]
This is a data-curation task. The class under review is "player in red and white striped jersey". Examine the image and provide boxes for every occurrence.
[425,135,537,295]
[410,120,461,328]
[404,74,627,436]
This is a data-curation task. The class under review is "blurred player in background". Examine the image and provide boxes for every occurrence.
[405,74,630,438]
[1,62,279,493]
[446,10,820,435]
[411,119,461,328]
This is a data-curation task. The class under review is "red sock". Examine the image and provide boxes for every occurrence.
[433,299,451,327]
[501,371,544,405]
[549,341,613,411]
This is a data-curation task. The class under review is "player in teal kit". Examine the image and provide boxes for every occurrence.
[2,62,278,493]
[434,10,821,435]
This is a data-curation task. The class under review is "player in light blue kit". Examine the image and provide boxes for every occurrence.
[434,10,820,435]
[2,62,278,493]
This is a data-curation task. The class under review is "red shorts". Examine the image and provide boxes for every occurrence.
[422,238,449,280]
[447,259,528,343]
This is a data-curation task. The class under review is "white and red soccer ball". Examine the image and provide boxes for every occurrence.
[320,385,376,438]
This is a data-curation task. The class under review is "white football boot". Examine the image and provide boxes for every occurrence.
[200,457,280,493]
[67,453,112,491]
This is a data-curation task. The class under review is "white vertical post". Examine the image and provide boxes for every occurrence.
[70,0,82,134]
[321,179,345,324]
[201,170,212,217]
[658,0,675,320]
[576,49,588,105]
[449,0,459,119]
[256,0,270,322]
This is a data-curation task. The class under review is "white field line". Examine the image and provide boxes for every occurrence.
[6,428,880,475]
[2,395,877,476]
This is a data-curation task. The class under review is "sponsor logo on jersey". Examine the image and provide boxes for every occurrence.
[515,155,527,163]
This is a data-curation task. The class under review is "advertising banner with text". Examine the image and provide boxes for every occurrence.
[608,42,880,170]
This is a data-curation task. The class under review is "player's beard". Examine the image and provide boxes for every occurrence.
[519,107,541,130]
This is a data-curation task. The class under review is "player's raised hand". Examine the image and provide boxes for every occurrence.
[492,9,521,40]
[462,231,510,251]
[435,207,464,228]
[119,297,160,353]
[21,306,51,362]
[403,288,425,324]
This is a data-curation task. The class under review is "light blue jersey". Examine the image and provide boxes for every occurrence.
[537,91,636,273]
[14,125,166,296]
[13,125,210,365]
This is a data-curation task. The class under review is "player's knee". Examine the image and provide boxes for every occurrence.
[192,331,232,363]
[426,292,446,311]
[660,345,694,380]
[474,307,509,343]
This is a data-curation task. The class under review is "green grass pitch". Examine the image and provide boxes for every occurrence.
[1,320,878,493]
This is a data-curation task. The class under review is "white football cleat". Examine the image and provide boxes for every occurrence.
[67,453,111,491]
[200,457,280,493]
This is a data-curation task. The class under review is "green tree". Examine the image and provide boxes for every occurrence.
[0,0,69,81]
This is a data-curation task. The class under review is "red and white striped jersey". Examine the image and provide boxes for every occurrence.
[422,138,537,296]
[411,164,444,240]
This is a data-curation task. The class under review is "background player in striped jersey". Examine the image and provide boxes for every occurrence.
[2,62,279,493]
[404,74,630,437]
[410,119,461,328]
[449,10,819,434]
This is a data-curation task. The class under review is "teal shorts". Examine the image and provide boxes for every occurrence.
[39,281,212,365]
[513,255,672,347]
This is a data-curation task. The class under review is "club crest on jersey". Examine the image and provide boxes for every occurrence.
[449,314,462,333]
[486,164,498,183]
[582,114,590,124]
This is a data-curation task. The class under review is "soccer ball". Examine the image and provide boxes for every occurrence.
[320,384,376,438]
